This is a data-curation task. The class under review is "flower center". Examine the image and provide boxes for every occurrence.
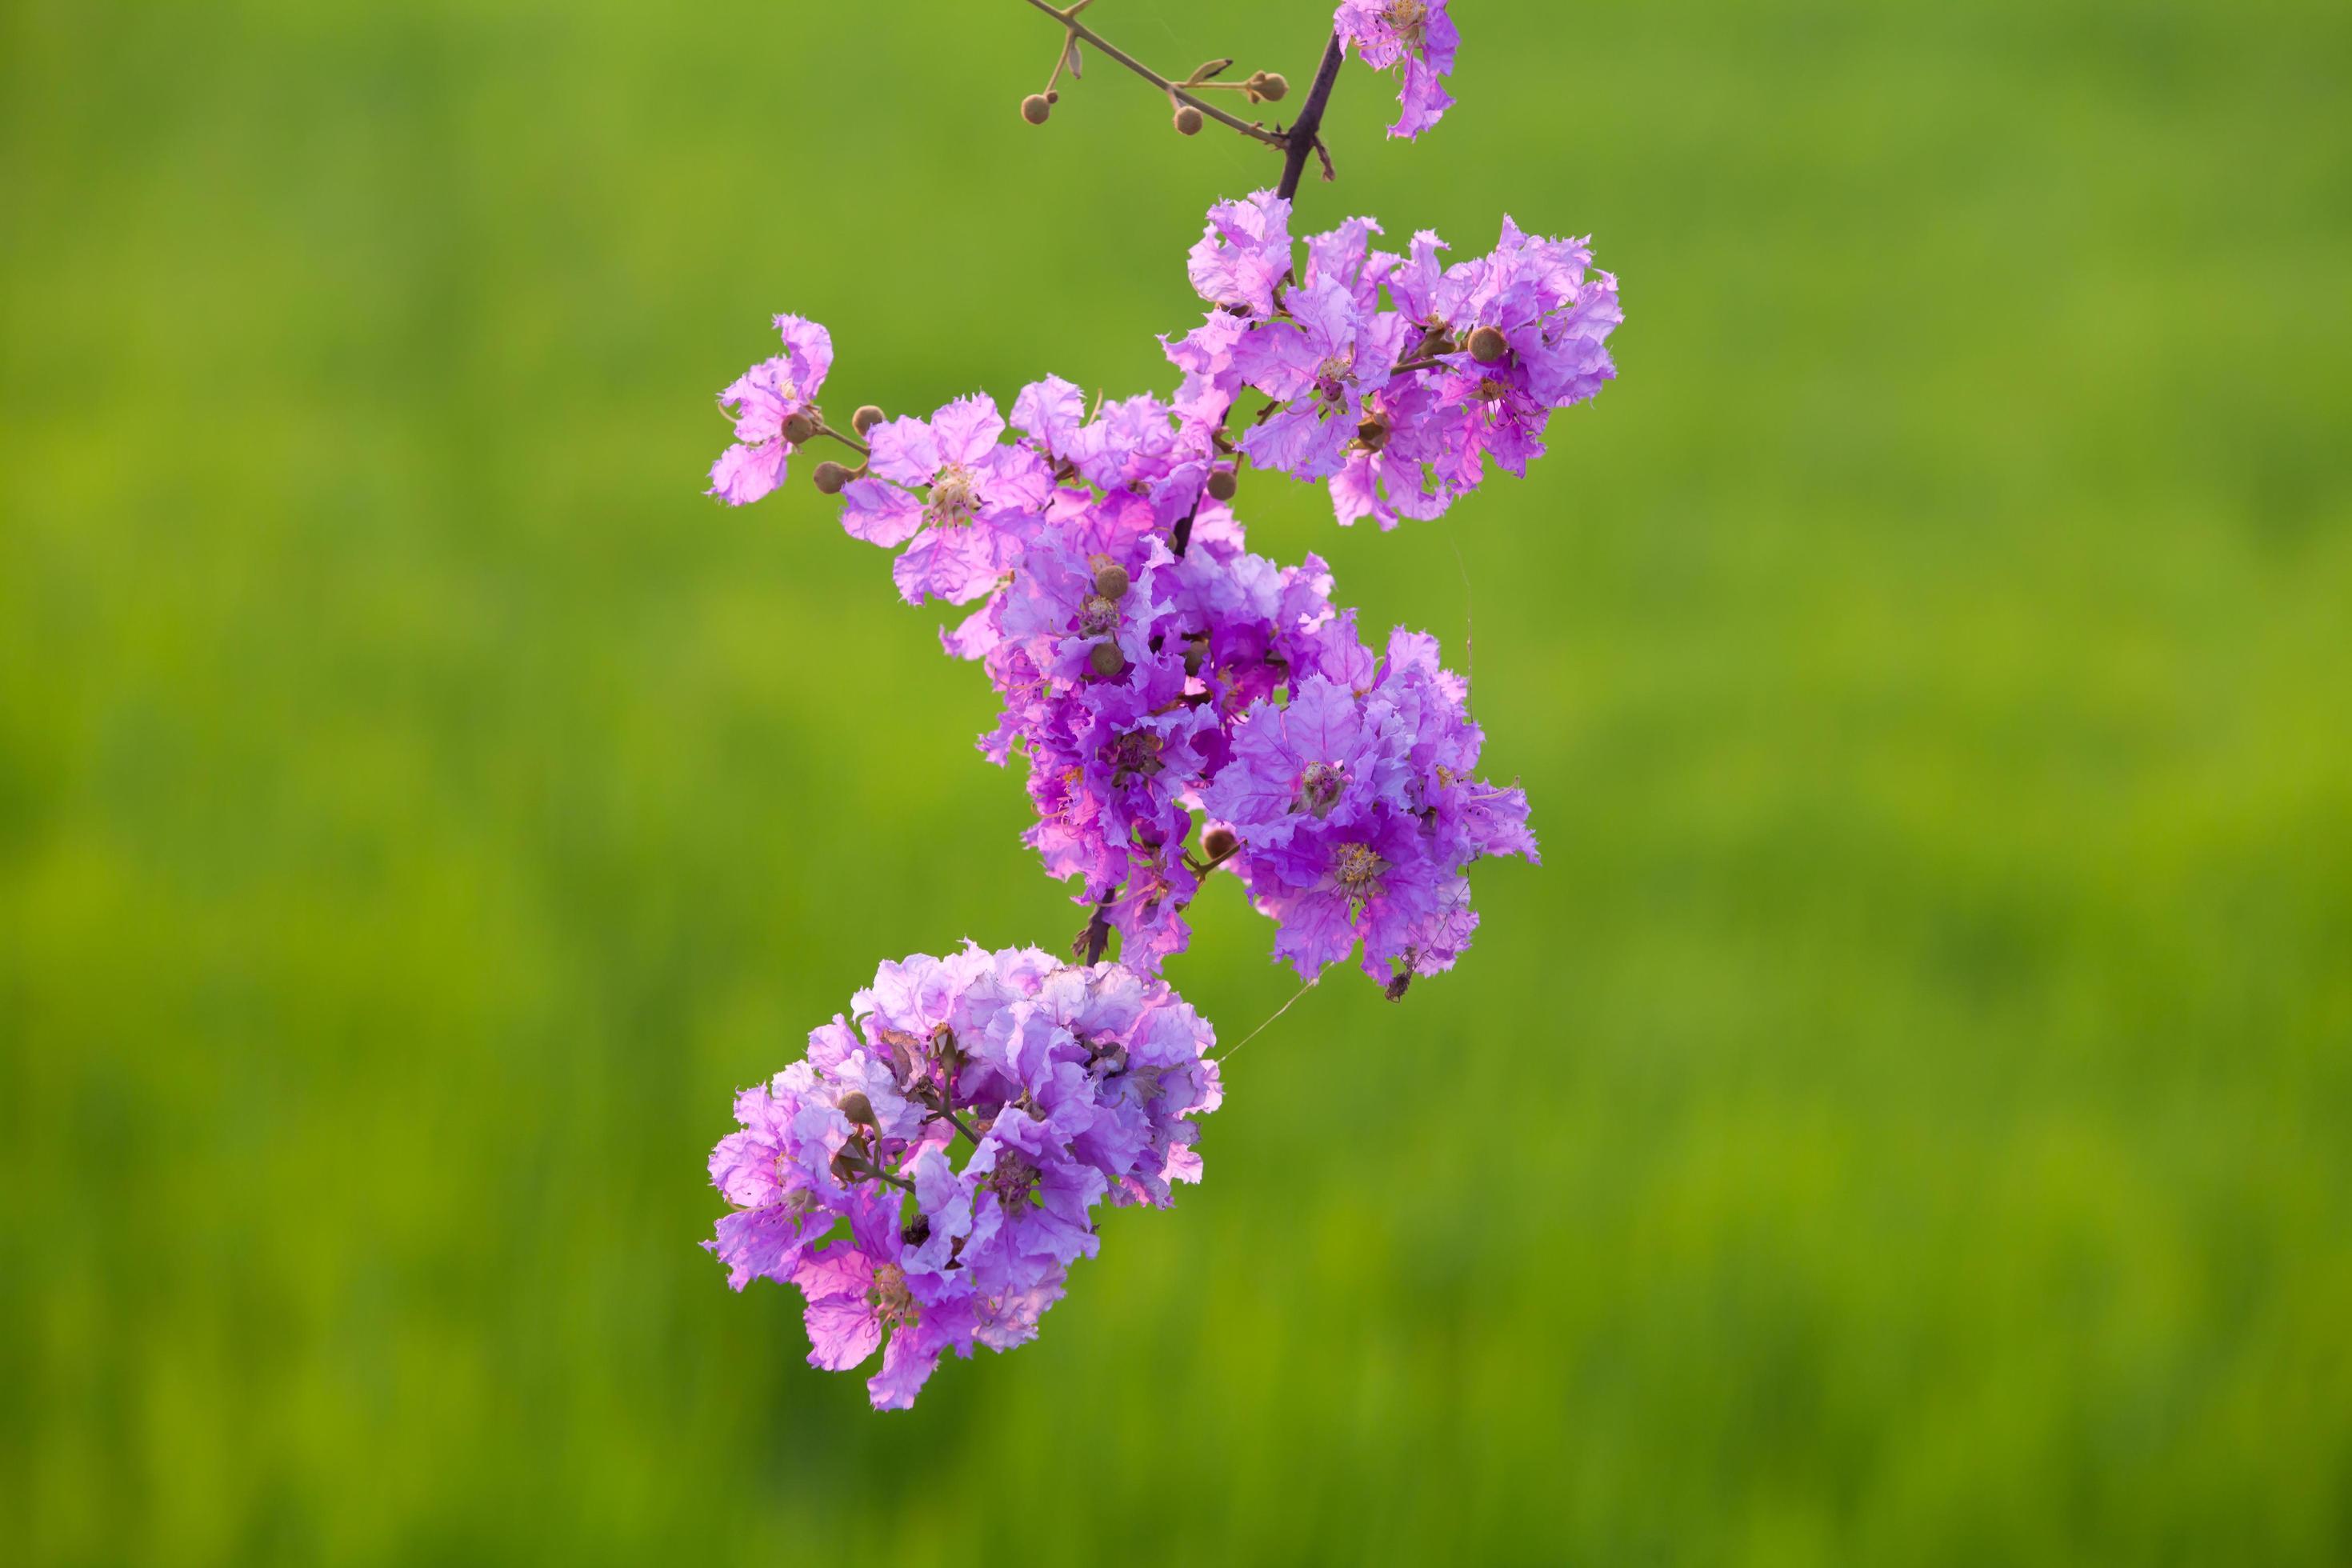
[985,1152,1041,1207]
[928,466,980,528]
[866,1262,920,1327]
[1295,762,1346,815]
[1314,354,1354,404]
[1078,592,1120,637]
[1110,729,1165,780]
[1333,842,1387,895]
[1384,0,1430,43]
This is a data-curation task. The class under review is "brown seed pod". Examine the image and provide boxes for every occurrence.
[1205,468,1238,502]
[1089,640,1127,678]
[1094,562,1131,600]
[852,404,886,436]
[1021,94,1052,126]
[811,461,853,495]
[1173,104,1204,136]
[1203,826,1240,861]
[782,411,818,445]
[1469,325,1510,363]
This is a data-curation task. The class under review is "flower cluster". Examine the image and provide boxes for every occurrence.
[704,185,1604,988]
[1335,0,1459,138]
[707,946,1222,1409]
[1171,193,1622,530]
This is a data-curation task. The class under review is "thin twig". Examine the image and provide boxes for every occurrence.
[1018,0,1288,152]
[1214,978,1318,1062]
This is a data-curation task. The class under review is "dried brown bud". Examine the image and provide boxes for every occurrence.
[830,1149,864,1183]
[838,1091,876,1126]
[1094,562,1131,600]
[782,411,817,445]
[1256,72,1290,102]
[1173,104,1204,136]
[902,1214,931,1248]
[811,460,853,495]
[1355,418,1389,453]
[852,404,886,436]
[1469,325,1510,364]
[1089,640,1127,678]
[1183,632,1210,677]
[1384,971,1414,1003]
[1205,468,1238,502]
[1021,94,1053,126]
[1203,826,1239,861]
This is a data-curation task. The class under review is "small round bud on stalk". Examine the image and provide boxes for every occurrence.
[1021,94,1052,126]
[1469,325,1510,363]
[1089,640,1127,678]
[838,1091,876,1127]
[1205,468,1238,502]
[852,404,886,436]
[782,411,818,445]
[811,461,853,495]
[1355,418,1389,453]
[1202,826,1239,861]
[1173,104,1204,136]
[1094,562,1131,600]
[1256,72,1290,102]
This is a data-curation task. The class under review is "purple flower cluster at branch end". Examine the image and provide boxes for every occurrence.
[706,946,1220,1410]
[1334,0,1459,138]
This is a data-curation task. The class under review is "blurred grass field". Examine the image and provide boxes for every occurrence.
[5,0,2350,1561]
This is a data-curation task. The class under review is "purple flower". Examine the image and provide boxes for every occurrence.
[790,1190,978,1410]
[1335,0,1460,138]
[1234,278,1406,481]
[1187,191,1294,314]
[708,314,834,505]
[838,394,1055,606]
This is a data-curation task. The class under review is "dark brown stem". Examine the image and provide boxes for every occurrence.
[1276,32,1346,202]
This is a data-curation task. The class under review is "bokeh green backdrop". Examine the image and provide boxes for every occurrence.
[6,0,2349,1562]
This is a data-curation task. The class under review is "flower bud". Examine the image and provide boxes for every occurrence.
[1094,562,1131,600]
[1021,94,1052,126]
[811,460,853,495]
[1203,826,1239,861]
[838,1091,876,1127]
[852,404,886,435]
[1468,325,1510,364]
[1089,640,1127,678]
[1173,104,1204,136]
[1256,72,1290,102]
[782,411,817,445]
[1205,468,1238,502]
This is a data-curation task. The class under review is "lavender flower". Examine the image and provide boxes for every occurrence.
[840,394,1056,606]
[1334,0,1460,139]
[707,315,833,505]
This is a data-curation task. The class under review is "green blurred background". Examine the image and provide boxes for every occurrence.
[6,0,2350,1560]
